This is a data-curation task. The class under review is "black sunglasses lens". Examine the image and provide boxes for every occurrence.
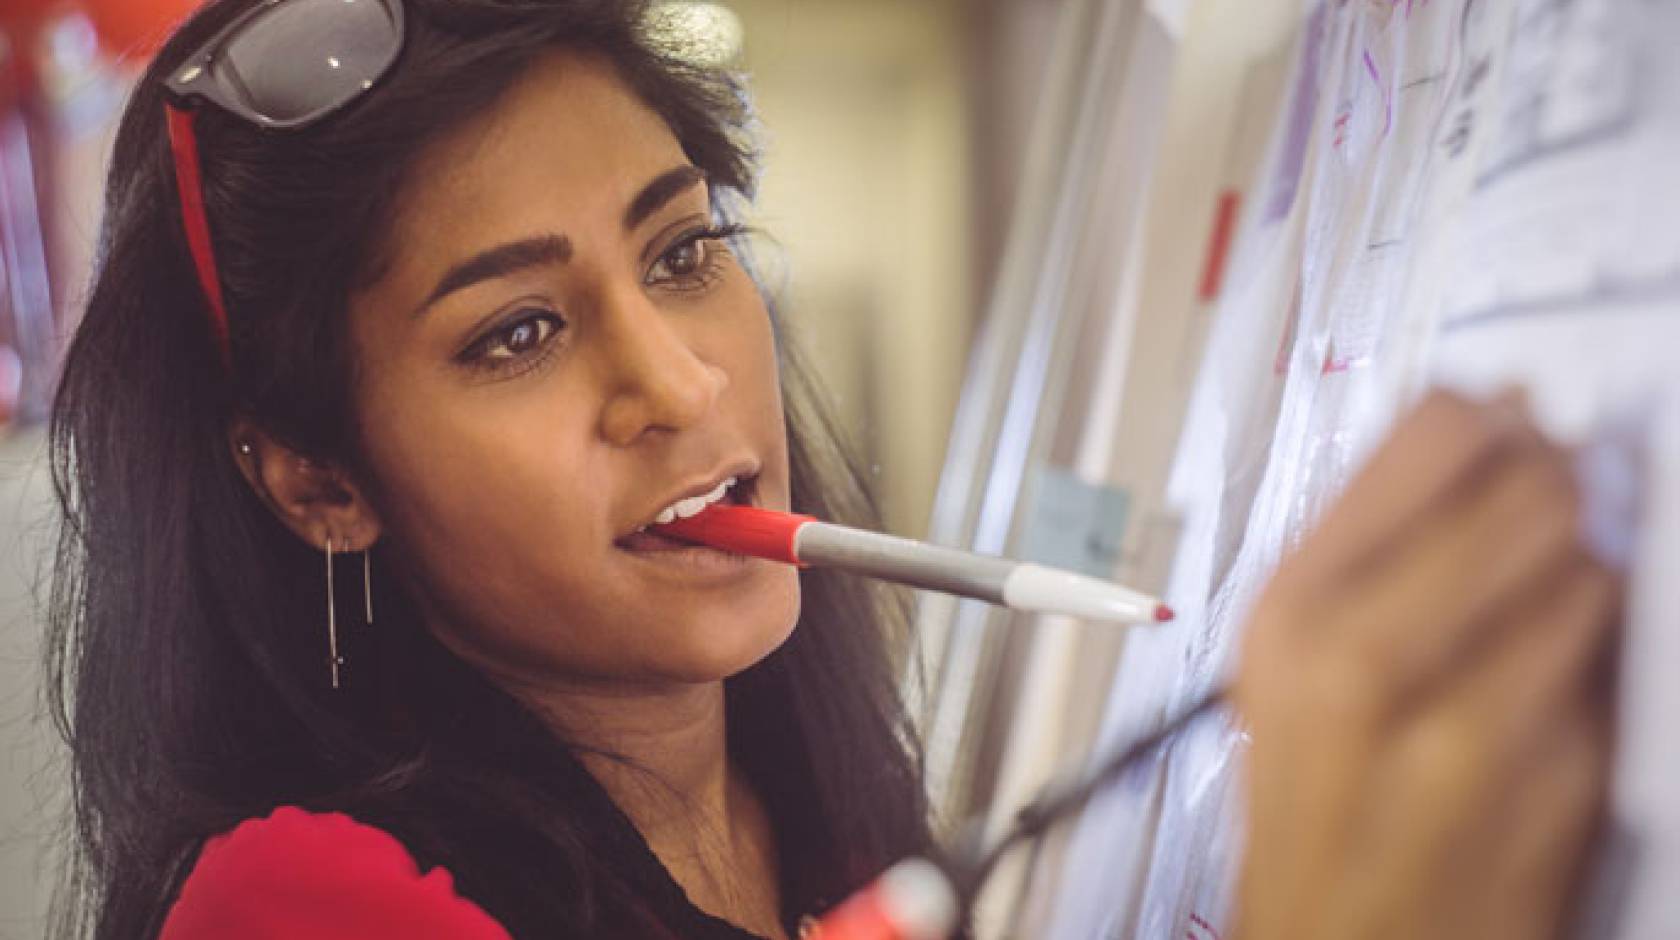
[218,0,401,125]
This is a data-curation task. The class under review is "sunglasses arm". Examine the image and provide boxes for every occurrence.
[166,102,234,368]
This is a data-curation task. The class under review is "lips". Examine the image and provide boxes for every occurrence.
[615,528,701,552]
[614,466,759,547]
[614,480,756,552]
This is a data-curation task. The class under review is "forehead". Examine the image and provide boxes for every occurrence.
[380,52,692,277]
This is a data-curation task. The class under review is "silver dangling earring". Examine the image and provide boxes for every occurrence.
[325,535,343,690]
[362,544,374,627]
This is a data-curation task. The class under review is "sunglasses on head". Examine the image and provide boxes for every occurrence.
[162,0,407,366]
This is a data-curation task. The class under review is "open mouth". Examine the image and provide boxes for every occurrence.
[614,474,758,553]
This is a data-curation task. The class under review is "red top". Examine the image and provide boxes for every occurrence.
[159,806,512,940]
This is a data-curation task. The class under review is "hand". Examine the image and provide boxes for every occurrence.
[1233,390,1621,940]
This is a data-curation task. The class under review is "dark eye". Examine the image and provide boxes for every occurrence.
[662,240,706,278]
[650,236,711,283]
[644,224,744,290]
[468,311,564,363]
[500,320,547,356]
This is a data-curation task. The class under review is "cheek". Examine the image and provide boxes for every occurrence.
[363,375,581,538]
[353,357,608,629]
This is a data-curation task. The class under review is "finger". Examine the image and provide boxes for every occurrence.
[1240,653,1383,884]
[1474,559,1622,765]
[1478,709,1612,940]
[1367,560,1616,860]
[1292,388,1545,587]
[1330,441,1584,704]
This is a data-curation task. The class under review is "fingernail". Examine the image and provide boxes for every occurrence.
[1574,418,1646,572]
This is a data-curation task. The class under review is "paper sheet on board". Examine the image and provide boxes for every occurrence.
[1046,1,1680,937]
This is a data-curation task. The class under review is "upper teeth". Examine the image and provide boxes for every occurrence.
[651,477,737,527]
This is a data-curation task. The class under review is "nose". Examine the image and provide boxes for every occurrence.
[596,284,728,446]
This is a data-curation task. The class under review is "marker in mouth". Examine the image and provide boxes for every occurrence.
[615,475,757,554]
[647,502,1174,624]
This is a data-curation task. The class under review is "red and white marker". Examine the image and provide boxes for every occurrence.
[807,858,960,940]
[656,504,1174,625]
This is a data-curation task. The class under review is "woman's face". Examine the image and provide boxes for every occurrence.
[346,52,800,692]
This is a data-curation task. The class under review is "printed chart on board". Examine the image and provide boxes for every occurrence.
[1045,1,1680,938]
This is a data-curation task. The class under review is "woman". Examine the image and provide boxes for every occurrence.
[53,1,926,936]
[46,0,1618,938]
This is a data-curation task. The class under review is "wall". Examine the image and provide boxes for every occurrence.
[732,0,977,538]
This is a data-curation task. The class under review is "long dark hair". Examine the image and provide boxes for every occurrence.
[46,1,935,936]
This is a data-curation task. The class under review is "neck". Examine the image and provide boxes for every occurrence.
[535,679,734,844]
[499,673,788,939]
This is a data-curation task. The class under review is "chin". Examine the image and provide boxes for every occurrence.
[655,579,802,683]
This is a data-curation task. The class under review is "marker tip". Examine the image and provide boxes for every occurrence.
[1155,604,1176,623]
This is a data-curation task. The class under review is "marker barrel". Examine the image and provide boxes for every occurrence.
[655,505,1171,624]
[796,523,1015,606]
[797,523,1164,624]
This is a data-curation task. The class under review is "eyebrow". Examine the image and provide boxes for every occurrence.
[624,165,707,231]
[413,165,709,318]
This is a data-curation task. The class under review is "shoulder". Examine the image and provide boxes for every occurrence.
[160,805,513,940]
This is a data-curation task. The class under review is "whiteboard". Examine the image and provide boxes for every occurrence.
[1044,0,1680,936]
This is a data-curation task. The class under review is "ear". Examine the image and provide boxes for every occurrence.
[228,418,383,553]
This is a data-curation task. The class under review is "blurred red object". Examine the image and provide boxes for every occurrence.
[85,0,199,59]
[0,345,21,426]
[0,0,68,30]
